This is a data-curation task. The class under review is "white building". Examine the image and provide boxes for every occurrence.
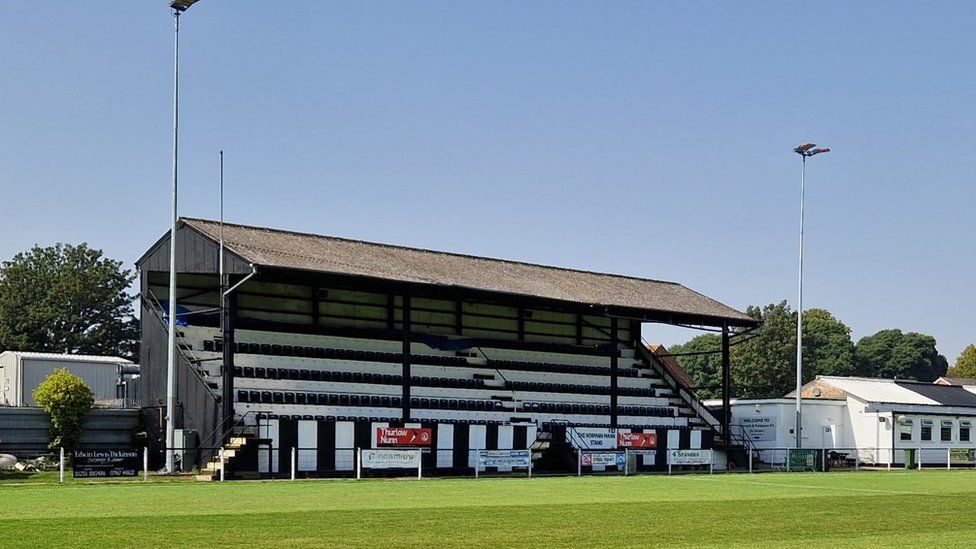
[0,351,136,407]
[716,376,976,467]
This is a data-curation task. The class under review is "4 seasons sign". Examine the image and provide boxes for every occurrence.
[667,449,712,466]
[72,449,140,478]
[376,427,431,447]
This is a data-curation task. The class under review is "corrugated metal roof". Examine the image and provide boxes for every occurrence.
[0,351,132,365]
[817,376,940,405]
[179,218,755,326]
[897,381,976,407]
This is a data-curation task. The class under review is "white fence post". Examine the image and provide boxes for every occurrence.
[417,450,422,480]
[887,448,892,471]
[624,449,629,477]
[143,447,149,482]
[59,447,65,484]
[291,447,296,481]
[577,450,582,477]
[475,452,480,479]
[918,447,923,470]
[709,450,714,474]
[947,448,951,471]
[528,454,532,478]
[219,447,225,482]
[356,448,361,480]
[748,447,753,473]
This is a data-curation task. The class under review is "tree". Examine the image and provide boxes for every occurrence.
[730,302,797,398]
[801,309,855,378]
[944,344,976,379]
[32,369,94,450]
[691,302,856,398]
[854,329,948,381]
[669,334,723,398]
[0,243,137,358]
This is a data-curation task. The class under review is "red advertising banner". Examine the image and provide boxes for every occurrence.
[617,432,657,448]
[376,427,432,447]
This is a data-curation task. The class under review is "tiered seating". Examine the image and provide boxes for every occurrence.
[491,359,639,377]
[233,366,486,390]
[522,402,675,417]
[205,340,469,368]
[506,380,653,397]
[187,326,702,431]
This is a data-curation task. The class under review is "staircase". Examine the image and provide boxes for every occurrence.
[529,422,581,473]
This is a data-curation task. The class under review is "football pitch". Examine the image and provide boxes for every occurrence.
[2,470,975,548]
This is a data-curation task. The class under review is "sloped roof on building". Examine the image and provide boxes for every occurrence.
[0,351,132,365]
[171,218,755,326]
[935,376,976,386]
[802,376,976,407]
[895,381,976,407]
[648,344,696,390]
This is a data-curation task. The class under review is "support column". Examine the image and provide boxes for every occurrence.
[221,276,236,432]
[721,323,731,440]
[610,317,619,429]
[401,294,412,421]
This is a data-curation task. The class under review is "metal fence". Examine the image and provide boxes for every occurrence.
[5,445,976,483]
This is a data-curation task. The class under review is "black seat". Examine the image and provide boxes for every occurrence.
[339,394,350,406]
[237,390,248,402]
[306,393,318,405]
[328,394,340,405]
[284,392,295,404]
[267,368,279,380]
[300,369,311,380]
[260,391,272,403]
[282,345,294,356]
[254,367,267,379]
[273,391,284,404]
[260,343,272,355]
[295,393,307,405]
[310,370,322,382]
[242,367,254,378]
[341,372,353,383]
[353,373,364,383]
[370,396,381,407]
[381,396,391,407]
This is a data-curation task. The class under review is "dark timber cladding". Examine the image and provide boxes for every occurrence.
[135,218,757,449]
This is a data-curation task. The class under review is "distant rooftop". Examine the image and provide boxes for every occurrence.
[0,351,132,365]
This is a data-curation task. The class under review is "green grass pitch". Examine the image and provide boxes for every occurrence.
[2,471,976,548]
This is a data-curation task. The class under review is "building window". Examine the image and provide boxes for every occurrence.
[941,421,953,442]
[921,420,933,441]
[900,420,913,441]
[961,422,971,442]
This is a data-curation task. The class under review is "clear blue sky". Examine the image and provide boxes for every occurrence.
[1,2,973,361]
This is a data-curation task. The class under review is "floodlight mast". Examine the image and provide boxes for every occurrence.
[165,0,204,474]
[792,142,830,450]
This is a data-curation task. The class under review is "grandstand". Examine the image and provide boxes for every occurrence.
[137,218,757,477]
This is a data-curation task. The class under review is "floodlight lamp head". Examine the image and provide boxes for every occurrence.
[794,143,816,154]
[808,147,830,156]
[170,0,200,12]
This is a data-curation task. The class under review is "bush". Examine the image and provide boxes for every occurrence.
[32,369,94,450]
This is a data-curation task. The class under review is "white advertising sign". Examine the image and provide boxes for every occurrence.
[738,416,776,442]
[581,451,626,468]
[478,450,531,469]
[361,449,422,469]
[575,428,617,450]
[668,449,712,466]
